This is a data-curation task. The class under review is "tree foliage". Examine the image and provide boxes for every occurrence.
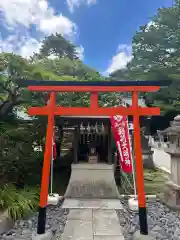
[37,33,78,60]
[109,0,180,113]
[129,1,180,79]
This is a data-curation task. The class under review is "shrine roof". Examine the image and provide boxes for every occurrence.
[56,116,110,125]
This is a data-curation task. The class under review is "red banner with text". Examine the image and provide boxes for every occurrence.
[110,116,132,173]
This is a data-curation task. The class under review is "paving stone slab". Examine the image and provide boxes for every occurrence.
[105,200,123,209]
[94,236,124,240]
[133,231,153,240]
[60,220,93,240]
[93,209,118,221]
[62,199,79,209]
[32,231,52,240]
[62,199,123,210]
[93,209,123,236]
[67,209,92,221]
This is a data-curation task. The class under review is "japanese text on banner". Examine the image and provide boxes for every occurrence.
[110,115,132,173]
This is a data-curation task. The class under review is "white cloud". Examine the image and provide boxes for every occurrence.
[0,0,83,59]
[39,14,77,36]
[76,45,84,60]
[67,0,97,13]
[0,33,42,58]
[19,38,42,58]
[145,21,159,32]
[47,54,59,60]
[106,44,133,75]
[0,0,88,61]
[0,0,77,36]
[0,36,15,53]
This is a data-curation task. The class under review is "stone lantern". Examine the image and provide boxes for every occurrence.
[159,115,180,209]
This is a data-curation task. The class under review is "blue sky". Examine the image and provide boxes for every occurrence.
[0,0,173,75]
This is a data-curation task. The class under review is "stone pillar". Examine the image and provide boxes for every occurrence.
[141,133,155,169]
[160,115,180,209]
[132,131,155,169]
[163,151,180,209]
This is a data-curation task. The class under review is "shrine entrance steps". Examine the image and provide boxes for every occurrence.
[61,163,124,239]
[64,163,120,199]
[61,201,124,240]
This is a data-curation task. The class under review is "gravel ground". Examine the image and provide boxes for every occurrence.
[2,196,180,240]
[0,200,69,240]
[117,197,180,240]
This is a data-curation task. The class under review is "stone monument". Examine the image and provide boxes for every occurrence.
[159,115,180,209]
[132,131,155,169]
[141,134,155,169]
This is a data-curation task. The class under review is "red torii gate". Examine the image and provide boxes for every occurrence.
[16,79,171,236]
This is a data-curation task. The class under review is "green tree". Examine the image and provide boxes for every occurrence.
[0,53,64,120]
[109,69,133,81]
[109,0,180,113]
[37,33,78,60]
[0,53,32,120]
[129,1,180,79]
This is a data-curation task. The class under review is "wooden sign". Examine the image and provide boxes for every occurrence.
[88,147,98,164]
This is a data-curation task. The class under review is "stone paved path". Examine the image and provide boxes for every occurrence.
[60,199,125,240]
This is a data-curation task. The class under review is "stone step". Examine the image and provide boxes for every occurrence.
[60,209,124,240]
[62,199,123,210]
[64,164,120,199]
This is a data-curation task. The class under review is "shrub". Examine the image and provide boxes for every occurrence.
[0,184,39,220]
